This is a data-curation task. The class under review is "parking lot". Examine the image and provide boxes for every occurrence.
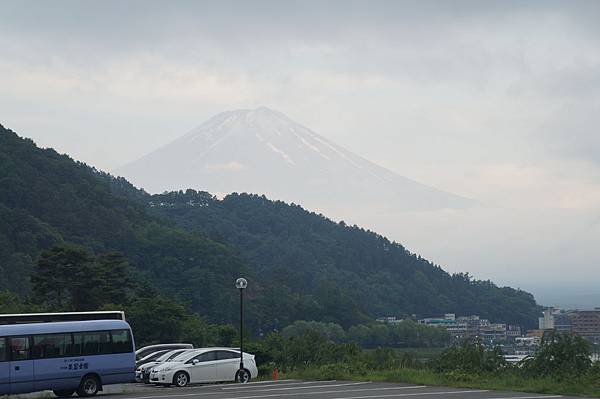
[104,380,575,399]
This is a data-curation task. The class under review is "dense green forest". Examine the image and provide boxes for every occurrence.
[0,124,540,331]
[147,190,541,328]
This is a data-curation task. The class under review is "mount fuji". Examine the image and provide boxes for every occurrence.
[116,107,474,213]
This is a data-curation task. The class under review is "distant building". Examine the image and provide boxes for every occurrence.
[446,321,468,340]
[526,329,545,338]
[480,323,507,343]
[506,324,522,341]
[375,316,404,324]
[539,308,555,330]
[457,315,483,338]
[419,313,517,343]
[419,313,456,325]
[419,315,468,341]
[534,308,600,344]
[571,310,600,344]
[516,336,541,346]
[554,312,573,332]
[514,336,541,355]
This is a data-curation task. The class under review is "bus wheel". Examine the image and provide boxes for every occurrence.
[77,375,100,397]
[53,389,75,397]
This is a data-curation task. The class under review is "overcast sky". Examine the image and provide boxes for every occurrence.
[2,1,600,306]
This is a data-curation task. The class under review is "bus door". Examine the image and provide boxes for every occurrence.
[0,338,9,395]
[8,336,34,394]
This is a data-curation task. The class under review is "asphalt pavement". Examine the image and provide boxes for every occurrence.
[89,379,579,399]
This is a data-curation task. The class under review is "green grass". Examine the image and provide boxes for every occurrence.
[285,366,600,398]
[373,347,445,361]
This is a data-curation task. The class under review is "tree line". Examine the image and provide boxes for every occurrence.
[281,320,450,348]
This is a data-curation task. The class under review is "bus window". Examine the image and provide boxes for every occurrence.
[9,337,30,361]
[76,331,111,356]
[32,334,71,359]
[111,330,132,354]
[69,333,83,356]
[0,338,6,361]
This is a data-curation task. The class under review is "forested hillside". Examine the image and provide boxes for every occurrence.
[0,124,244,323]
[149,190,541,328]
[0,124,540,330]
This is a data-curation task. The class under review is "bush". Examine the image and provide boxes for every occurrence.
[363,347,419,370]
[435,340,506,374]
[291,362,369,380]
[521,331,592,379]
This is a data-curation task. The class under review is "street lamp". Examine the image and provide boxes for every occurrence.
[235,277,248,383]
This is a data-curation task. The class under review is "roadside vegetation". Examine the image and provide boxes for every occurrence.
[264,332,600,397]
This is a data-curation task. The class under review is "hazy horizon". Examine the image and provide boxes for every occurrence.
[2,1,600,307]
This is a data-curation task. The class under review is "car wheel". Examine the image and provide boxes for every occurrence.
[173,371,189,387]
[77,375,100,397]
[235,369,251,384]
[53,389,75,397]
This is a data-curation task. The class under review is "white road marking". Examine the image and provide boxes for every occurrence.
[119,386,563,399]
[300,390,490,399]
[119,384,421,399]
[118,382,365,399]
[238,379,298,385]
[190,389,489,399]
[484,397,562,399]
[220,385,427,397]
[223,382,370,392]
[221,380,338,390]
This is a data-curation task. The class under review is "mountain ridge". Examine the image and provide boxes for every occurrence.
[116,107,476,212]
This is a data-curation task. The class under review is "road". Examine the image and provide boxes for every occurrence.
[87,380,577,399]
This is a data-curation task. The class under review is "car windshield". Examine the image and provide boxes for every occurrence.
[157,350,185,362]
[140,350,169,362]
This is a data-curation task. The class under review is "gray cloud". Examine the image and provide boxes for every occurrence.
[1,0,600,302]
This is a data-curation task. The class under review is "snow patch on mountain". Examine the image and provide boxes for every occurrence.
[204,161,248,172]
[266,142,295,166]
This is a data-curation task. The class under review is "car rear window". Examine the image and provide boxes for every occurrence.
[216,350,239,360]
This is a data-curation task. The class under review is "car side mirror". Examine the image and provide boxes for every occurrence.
[192,359,200,365]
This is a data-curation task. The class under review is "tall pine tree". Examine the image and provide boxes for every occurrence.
[32,244,97,310]
[31,245,134,311]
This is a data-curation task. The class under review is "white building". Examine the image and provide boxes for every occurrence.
[538,308,555,330]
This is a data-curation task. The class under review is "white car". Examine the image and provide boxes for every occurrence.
[136,349,195,383]
[149,348,258,386]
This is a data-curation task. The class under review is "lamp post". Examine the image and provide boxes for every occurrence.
[235,277,248,382]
